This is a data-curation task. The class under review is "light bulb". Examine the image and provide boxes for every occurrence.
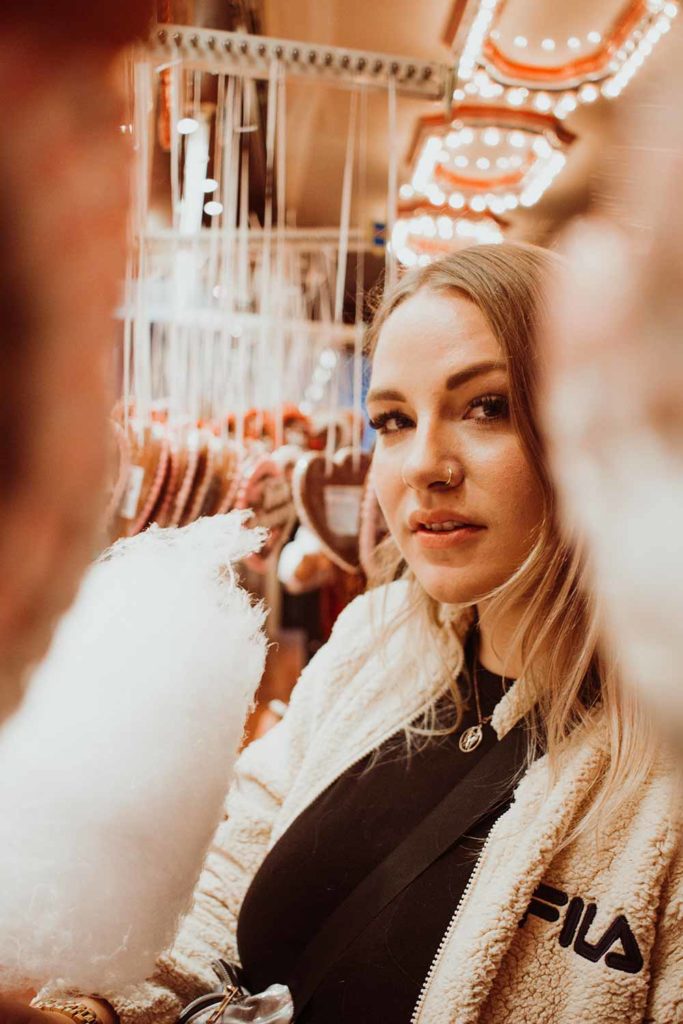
[567,36,581,50]
[587,31,602,44]
[513,35,528,48]
[320,349,338,370]
[203,178,219,193]
[541,38,556,51]
[204,201,223,216]
[579,83,599,103]
[177,117,199,135]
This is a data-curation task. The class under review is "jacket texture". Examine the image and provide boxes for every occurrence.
[50,581,683,1023]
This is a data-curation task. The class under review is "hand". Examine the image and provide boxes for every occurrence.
[0,999,59,1024]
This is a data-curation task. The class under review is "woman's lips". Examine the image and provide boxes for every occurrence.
[413,524,486,549]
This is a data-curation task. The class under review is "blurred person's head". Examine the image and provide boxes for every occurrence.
[0,2,152,718]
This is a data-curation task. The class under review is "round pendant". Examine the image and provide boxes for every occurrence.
[459,724,483,754]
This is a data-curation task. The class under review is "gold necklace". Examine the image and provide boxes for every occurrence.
[459,638,493,754]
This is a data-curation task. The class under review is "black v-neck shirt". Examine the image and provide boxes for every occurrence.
[236,662,511,1023]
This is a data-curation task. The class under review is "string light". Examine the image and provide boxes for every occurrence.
[483,127,501,146]
[399,183,415,199]
[513,35,528,48]
[476,156,491,170]
[203,178,218,192]
[587,30,602,44]
[177,117,199,135]
[320,348,338,370]
[579,83,599,103]
[458,0,501,80]
[567,36,581,49]
[449,192,466,209]
[427,185,446,205]
[534,92,552,112]
[541,38,556,51]
[454,155,469,168]
[506,87,526,106]
[204,200,223,216]
[437,216,454,239]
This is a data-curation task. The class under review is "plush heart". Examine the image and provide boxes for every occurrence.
[104,420,131,528]
[292,447,371,575]
[181,430,217,526]
[235,456,296,574]
[359,469,390,580]
[152,442,183,528]
[110,424,169,540]
[168,433,200,527]
[213,444,243,515]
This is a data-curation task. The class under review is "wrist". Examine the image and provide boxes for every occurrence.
[31,999,117,1024]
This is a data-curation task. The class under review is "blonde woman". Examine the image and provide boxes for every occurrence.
[35,245,682,1024]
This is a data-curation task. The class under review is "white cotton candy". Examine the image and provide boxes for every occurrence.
[0,512,267,992]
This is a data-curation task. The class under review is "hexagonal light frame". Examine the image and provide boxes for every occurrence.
[403,104,576,214]
[447,0,679,112]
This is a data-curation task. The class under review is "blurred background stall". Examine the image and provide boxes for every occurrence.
[104,0,680,737]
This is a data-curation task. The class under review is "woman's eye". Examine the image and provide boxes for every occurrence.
[368,410,414,435]
[465,394,510,422]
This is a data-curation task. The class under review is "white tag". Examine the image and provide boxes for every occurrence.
[324,485,362,537]
[119,464,145,520]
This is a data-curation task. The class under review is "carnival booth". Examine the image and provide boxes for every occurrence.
[107,0,677,736]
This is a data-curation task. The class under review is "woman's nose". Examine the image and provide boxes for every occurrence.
[401,433,465,493]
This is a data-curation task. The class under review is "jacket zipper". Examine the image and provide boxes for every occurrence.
[409,813,504,1024]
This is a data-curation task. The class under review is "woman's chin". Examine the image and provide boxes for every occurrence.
[410,565,491,607]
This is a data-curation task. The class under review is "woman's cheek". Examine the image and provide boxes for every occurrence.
[372,453,402,536]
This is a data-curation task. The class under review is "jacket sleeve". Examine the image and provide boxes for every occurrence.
[644,834,683,1023]
[70,590,377,1024]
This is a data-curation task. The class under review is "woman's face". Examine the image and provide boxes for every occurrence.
[367,288,545,605]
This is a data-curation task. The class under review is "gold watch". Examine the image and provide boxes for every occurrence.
[32,999,102,1024]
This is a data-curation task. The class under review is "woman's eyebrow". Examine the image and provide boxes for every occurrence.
[366,361,507,406]
[445,360,507,390]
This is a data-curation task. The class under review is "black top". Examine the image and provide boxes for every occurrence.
[236,657,512,1024]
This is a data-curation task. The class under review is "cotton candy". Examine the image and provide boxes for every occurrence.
[0,512,267,992]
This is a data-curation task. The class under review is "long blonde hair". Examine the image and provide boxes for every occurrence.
[365,243,656,841]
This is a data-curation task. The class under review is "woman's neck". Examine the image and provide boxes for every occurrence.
[474,599,525,678]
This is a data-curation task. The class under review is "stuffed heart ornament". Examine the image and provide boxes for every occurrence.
[292,448,371,575]
[235,456,296,573]
[111,424,170,540]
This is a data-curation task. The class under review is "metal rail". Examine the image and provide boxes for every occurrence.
[147,23,454,102]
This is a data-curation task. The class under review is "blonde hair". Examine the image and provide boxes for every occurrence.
[365,243,657,842]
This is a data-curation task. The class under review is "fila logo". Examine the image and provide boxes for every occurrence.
[521,882,644,975]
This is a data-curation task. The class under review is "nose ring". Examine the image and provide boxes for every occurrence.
[401,465,454,488]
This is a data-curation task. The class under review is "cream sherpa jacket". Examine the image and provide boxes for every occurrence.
[95,582,682,1024]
